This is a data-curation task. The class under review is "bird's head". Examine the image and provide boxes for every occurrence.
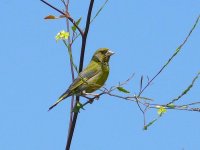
[92,48,114,63]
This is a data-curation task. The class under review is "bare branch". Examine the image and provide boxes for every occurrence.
[40,0,84,37]
[79,0,95,72]
[138,15,200,96]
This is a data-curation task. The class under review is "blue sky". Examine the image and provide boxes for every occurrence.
[1,0,200,150]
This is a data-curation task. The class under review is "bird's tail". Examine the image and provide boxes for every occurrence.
[48,90,70,111]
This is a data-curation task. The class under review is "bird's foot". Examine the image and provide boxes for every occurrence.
[89,99,94,104]
[94,94,100,100]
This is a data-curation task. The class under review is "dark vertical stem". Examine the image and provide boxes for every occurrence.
[40,0,95,149]
[65,1,95,150]
[79,0,94,71]
[65,99,79,150]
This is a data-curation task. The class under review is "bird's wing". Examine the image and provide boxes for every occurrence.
[69,62,100,91]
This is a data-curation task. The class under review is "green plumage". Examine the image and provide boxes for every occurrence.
[49,48,114,110]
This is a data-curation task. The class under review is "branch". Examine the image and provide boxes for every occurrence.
[138,15,200,96]
[40,0,84,37]
[79,0,95,72]
[80,85,200,113]
[90,0,109,24]
[68,0,109,45]
[61,0,77,147]
[66,1,95,150]
[168,72,200,105]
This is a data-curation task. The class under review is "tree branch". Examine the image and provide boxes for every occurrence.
[61,0,76,147]
[40,0,84,37]
[65,1,95,150]
[138,15,200,96]
[79,0,95,71]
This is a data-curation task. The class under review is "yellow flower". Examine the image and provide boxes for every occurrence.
[157,106,167,116]
[55,30,69,42]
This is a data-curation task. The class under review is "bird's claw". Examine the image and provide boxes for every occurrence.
[94,95,100,100]
[89,99,94,104]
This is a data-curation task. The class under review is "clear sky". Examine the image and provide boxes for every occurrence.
[1,0,200,150]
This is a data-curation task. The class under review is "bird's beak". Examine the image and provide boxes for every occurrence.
[106,50,115,56]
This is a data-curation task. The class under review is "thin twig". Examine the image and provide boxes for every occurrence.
[135,96,147,127]
[138,15,200,97]
[78,85,200,113]
[40,0,84,37]
[168,72,200,105]
[62,0,76,148]
[90,0,109,24]
[68,0,110,45]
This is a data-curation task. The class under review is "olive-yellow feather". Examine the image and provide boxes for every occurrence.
[49,48,114,110]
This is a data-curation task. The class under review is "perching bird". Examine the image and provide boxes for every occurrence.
[49,48,114,110]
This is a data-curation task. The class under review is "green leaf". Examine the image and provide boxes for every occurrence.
[143,119,157,130]
[72,102,85,113]
[181,105,188,109]
[72,107,79,113]
[169,72,200,104]
[167,103,175,108]
[72,17,82,32]
[137,96,154,101]
[117,87,130,93]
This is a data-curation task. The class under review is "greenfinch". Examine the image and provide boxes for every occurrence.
[49,48,114,110]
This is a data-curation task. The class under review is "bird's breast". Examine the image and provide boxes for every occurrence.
[84,64,109,93]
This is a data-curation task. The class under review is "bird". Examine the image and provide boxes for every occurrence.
[49,48,114,110]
